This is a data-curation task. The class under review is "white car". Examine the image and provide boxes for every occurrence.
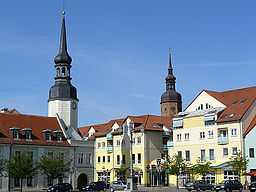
[109,181,126,191]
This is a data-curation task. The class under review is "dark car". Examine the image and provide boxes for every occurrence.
[47,183,73,192]
[249,181,256,192]
[185,180,215,191]
[215,180,243,192]
[82,181,107,191]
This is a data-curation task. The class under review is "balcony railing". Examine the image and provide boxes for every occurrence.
[107,146,113,152]
[163,144,168,150]
[162,131,170,137]
[167,140,173,147]
[218,137,229,144]
[106,133,113,140]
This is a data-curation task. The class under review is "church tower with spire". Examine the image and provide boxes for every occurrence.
[161,52,182,117]
[48,12,79,131]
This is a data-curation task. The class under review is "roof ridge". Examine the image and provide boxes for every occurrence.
[0,113,56,119]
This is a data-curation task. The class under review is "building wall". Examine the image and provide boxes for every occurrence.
[185,91,226,112]
[245,125,256,171]
[48,100,78,130]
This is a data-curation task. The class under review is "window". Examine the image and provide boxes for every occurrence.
[102,142,105,148]
[205,120,215,126]
[177,151,182,158]
[223,148,228,156]
[221,114,227,119]
[102,156,105,163]
[14,178,20,187]
[240,99,246,103]
[208,131,214,139]
[13,130,19,140]
[117,155,120,165]
[232,100,238,104]
[200,132,205,139]
[232,147,237,155]
[47,177,53,186]
[107,156,110,163]
[177,134,182,141]
[132,154,135,164]
[78,153,84,164]
[231,128,237,136]
[185,150,190,162]
[184,133,189,140]
[25,131,31,140]
[206,103,209,109]
[116,140,121,146]
[27,177,33,186]
[201,149,206,162]
[137,137,141,144]
[97,156,101,163]
[97,142,101,148]
[86,153,92,164]
[122,155,125,165]
[138,153,142,164]
[201,104,203,110]
[249,148,255,158]
[57,134,62,142]
[121,139,126,146]
[45,132,51,141]
[229,113,235,118]
[209,149,214,161]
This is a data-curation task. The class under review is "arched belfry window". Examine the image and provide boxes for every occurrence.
[62,67,66,76]
[57,68,60,76]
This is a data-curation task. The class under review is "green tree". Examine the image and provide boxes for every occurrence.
[229,151,248,181]
[37,151,72,185]
[6,150,37,192]
[163,154,189,188]
[0,158,5,176]
[194,158,212,180]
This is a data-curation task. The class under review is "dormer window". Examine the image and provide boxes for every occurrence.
[53,130,63,142]
[22,128,32,141]
[42,129,52,141]
[9,127,20,140]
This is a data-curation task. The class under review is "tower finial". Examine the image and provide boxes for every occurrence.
[54,14,72,65]
[63,11,65,16]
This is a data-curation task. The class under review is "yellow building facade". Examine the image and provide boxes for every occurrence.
[168,88,256,187]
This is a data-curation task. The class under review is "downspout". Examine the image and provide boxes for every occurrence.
[8,143,12,191]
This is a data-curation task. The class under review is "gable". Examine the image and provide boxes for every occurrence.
[185,90,226,112]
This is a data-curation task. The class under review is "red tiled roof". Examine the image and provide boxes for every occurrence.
[78,115,172,139]
[203,86,256,122]
[0,113,70,146]
[244,114,256,136]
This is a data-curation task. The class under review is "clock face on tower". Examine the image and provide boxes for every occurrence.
[171,106,176,112]
[72,102,77,110]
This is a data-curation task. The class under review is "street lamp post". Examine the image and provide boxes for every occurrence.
[127,121,137,191]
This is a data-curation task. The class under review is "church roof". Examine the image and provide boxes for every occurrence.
[0,113,70,146]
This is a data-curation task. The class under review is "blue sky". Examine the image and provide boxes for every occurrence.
[1,0,256,126]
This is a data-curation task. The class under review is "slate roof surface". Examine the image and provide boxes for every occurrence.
[78,115,172,139]
[0,113,70,146]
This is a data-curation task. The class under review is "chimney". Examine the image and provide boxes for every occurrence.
[1,108,9,113]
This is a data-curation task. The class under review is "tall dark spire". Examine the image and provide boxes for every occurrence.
[165,52,176,90]
[54,13,72,65]
[48,12,78,101]
[160,52,182,117]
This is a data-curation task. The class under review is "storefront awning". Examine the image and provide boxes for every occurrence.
[124,167,142,172]
[210,161,233,169]
[244,171,256,176]
[109,168,120,172]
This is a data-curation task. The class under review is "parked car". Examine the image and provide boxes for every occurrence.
[249,181,256,192]
[47,183,73,192]
[82,181,107,191]
[185,180,215,191]
[109,181,127,191]
[215,180,243,192]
